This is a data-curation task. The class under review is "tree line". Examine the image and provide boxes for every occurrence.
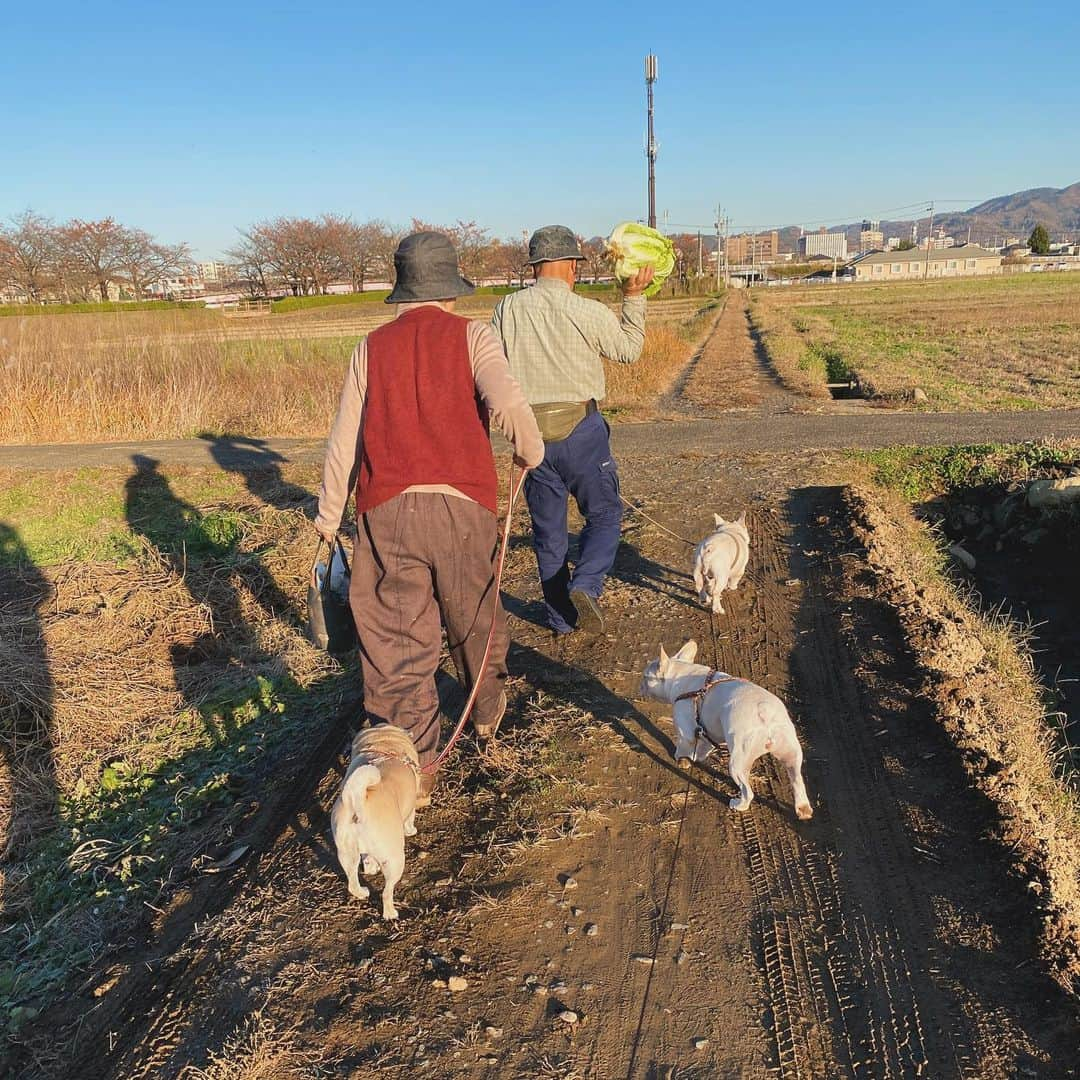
[2,210,716,304]
[0,211,191,302]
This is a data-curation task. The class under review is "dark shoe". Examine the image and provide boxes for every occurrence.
[474,690,507,742]
[570,590,604,634]
[416,771,436,809]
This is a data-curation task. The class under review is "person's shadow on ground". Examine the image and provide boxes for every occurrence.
[202,435,316,518]
[123,455,301,736]
[0,523,58,913]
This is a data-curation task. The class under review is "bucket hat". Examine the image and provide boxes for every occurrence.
[526,225,586,265]
[385,231,475,304]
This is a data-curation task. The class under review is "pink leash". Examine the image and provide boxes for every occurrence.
[421,463,526,775]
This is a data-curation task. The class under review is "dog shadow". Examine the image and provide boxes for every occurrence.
[505,639,735,809]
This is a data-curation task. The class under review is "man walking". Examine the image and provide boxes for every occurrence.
[491,226,653,635]
[315,231,544,803]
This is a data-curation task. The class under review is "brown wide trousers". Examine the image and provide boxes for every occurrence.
[349,492,508,767]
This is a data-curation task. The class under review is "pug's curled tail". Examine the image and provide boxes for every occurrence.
[343,764,382,824]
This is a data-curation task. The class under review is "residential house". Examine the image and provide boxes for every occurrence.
[852,244,1001,282]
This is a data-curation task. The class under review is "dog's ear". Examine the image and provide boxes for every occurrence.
[736,511,747,526]
[713,513,725,527]
[658,644,670,673]
[674,640,698,663]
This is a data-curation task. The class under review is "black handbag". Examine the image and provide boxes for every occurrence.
[307,536,358,655]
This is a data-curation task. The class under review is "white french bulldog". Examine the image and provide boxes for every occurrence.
[639,640,813,820]
[331,723,420,919]
[692,513,749,615]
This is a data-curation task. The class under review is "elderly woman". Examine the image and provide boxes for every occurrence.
[315,231,544,805]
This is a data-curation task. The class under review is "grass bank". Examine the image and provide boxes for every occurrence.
[0,299,205,317]
[849,440,1080,989]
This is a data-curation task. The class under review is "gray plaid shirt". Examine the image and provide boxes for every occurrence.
[491,278,646,404]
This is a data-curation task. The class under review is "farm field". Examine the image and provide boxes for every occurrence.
[2,302,1079,1077]
[749,272,1080,410]
[0,293,717,444]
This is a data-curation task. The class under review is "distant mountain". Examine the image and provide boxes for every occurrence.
[771,181,1080,252]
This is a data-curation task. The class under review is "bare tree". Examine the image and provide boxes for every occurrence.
[0,211,60,301]
[58,218,130,301]
[580,237,610,284]
[488,238,530,288]
[116,228,191,299]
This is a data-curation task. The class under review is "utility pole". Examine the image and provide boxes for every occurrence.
[645,54,658,229]
[697,231,702,277]
[715,206,723,291]
[923,201,935,279]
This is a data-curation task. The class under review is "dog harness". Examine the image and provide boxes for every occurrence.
[363,750,422,779]
[673,670,740,755]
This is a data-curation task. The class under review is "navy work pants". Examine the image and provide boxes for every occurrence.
[524,411,622,633]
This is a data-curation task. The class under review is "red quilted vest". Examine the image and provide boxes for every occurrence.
[356,306,497,515]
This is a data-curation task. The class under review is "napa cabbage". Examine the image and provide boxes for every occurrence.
[606,222,675,297]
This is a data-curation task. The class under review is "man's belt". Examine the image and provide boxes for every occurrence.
[531,399,598,443]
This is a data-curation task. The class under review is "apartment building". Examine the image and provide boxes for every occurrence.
[798,228,847,260]
[725,230,780,264]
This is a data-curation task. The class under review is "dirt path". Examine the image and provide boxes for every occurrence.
[674,292,797,413]
[15,451,1077,1079]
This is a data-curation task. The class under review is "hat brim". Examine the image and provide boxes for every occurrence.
[526,253,587,266]
[385,276,476,304]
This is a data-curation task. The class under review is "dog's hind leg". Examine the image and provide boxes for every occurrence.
[775,738,813,820]
[379,836,407,920]
[345,846,370,900]
[727,747,755,812]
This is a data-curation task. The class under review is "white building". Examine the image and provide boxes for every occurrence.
[798,230,847,260]
[198,261,231,283]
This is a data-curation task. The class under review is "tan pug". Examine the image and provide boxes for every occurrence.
[330,724,420,919]
[640,640,813,820]
[692,512,749,615]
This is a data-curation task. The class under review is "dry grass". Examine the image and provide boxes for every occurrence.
[1,295,714,443]
[750,272,1080,409]
[604,300,722,413]
[181,1012,316,1080]
[847,484,1080,989]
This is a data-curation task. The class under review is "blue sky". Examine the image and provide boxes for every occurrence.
[4,1,1078,259]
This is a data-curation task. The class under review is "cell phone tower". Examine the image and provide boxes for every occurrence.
[645,54,658,230]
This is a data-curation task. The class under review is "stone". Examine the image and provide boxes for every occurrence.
[560,875,579,890]
[947,543,976,570]
[1028,475,1080,509]
[632,954,656,966]
[558,1010,579,1025]
[675,949,689,965]
[447,976,468,992]
[585,923,598,936]
[693,1037,709,1050]
[485,1026,503,1038]
[912,387,929,403]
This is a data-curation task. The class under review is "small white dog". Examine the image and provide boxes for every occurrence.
[330,724,420,919]
[639,640,813,820]
[692,513,749,615]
